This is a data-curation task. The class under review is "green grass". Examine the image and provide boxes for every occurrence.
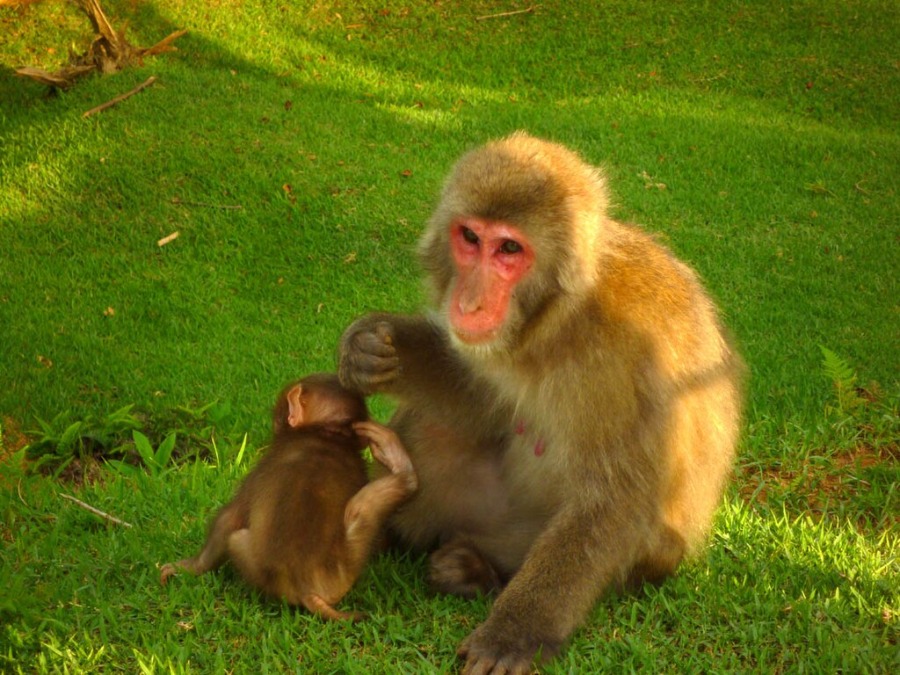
[1,465,895,672]
[1,0,897,672]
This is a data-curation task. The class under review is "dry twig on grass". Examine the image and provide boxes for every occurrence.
[59,493,133,528]
[475,5,538,21]
[82,75,157,118]
[157,231,180,247]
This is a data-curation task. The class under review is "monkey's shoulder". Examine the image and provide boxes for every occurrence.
[594,223,723,336]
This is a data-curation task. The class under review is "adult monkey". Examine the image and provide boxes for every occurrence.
[339,133,743,674]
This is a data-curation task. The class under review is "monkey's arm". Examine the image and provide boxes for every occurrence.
[339,313,476,407]
[459,431,660,674]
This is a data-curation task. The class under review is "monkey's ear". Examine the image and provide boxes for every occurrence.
[286,384,306,429]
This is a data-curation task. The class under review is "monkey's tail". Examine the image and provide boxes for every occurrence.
[302,593,365,622]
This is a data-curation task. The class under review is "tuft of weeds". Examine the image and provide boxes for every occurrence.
[739,348,898,531]
[24,404,143,483]
[21,398,248,482]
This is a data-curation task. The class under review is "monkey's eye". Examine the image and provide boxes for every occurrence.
[498,239,523,255]
[461,227,480,246]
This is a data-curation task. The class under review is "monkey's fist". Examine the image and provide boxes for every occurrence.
[338,317,399,395]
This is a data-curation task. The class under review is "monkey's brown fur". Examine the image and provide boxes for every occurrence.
[159,373,417,621]
[339,133,743,672]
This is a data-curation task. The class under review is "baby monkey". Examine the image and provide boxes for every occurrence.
[160,373,417,621]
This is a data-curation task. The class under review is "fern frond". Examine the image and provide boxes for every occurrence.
[820,346,855,388]
[819,345,864,414]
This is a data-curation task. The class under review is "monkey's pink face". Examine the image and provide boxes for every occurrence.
[448,217,534,344]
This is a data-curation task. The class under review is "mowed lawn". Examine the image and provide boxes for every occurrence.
[0,1,897,672]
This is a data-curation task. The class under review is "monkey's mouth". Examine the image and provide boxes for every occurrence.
[448,304,506,346]
[451,325,499,346]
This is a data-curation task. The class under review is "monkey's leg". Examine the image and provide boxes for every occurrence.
[429,536,503,598]
[231,531,366,621]
[626,524,686,588]
[160,504,238,585]
[226,527,269,591]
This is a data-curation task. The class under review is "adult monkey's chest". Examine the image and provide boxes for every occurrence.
[501,415,567,519]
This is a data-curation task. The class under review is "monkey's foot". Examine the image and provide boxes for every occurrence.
[159,563,178,586]
[429,539,501,598]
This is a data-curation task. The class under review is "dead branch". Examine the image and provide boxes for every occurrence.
[82,75,157,118]
[476,5,538,21]
[14,0,185,89]
[81,0,119,49]
[142,29,188,57]
[59,492,133,528]
[14,65,96,89]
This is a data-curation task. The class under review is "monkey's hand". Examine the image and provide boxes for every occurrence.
[353,421,418,491]
[339,316,399,395]
[458,617,560,675]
